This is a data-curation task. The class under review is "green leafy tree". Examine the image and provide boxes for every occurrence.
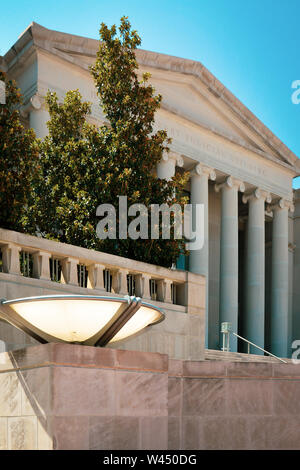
[0,71,38,231]
[25,17,188,267]
[23,89,103,248]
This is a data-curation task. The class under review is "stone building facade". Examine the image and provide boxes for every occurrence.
[1,22,300,358]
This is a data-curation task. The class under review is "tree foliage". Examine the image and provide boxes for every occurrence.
[0,71,38,231]
[24,17,188,267]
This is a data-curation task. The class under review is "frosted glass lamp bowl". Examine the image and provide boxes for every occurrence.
[0,295,165,346]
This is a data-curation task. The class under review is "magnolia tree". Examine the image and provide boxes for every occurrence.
[24,17,188,267]
[0,71,38,231]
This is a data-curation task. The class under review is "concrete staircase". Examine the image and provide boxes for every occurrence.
[204,349,291,363]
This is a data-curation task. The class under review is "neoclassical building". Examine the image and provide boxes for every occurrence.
[1,22,300,358]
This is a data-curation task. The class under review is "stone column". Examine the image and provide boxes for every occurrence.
[215,176,245,351]
[87,263,106,291]
[61,258,79,286]
[242,188,271,353]
[21,95,49,139]
[269,199,294,357]
[189,163,216,347]
[135,273,151,300]
[157,279,173,303]
[156,151,183,181]
[1,244,21,275]
[32,251,51,281]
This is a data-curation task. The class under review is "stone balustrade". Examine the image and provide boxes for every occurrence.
[0,228,206,360]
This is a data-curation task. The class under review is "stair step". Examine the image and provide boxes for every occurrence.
[204,349,290,363]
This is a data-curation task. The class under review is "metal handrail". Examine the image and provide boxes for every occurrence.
[232,332,287,364]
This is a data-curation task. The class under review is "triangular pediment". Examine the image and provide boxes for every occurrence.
[49,46,296,169]
[3,22,299,174]
[137,66,291,167]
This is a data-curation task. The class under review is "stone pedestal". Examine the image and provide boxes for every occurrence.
[0,343,168,450]
[1,344,300,450]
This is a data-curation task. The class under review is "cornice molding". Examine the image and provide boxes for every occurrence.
[242,188,272,204]
[188,163,216,181]
[3,22,299,172]
[215,176,245,193]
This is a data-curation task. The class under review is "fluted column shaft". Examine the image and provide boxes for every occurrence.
[243,189,271,352]
[189,164,216,347]
[216,177,244,351]
[270,200,292,357]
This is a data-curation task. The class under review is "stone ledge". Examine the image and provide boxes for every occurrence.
[0,343,169,374]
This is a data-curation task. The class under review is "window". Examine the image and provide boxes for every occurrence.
[127,274,136,296]
[103,269,112,292]
[149,279,157,301]
[77,264,88,288]
[20,251,33,278]
[50,258,62,283]
[171,283,177,304]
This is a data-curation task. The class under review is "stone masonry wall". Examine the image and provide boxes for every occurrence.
[0,344,300,450]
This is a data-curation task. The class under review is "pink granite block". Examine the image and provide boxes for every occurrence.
[7,343,53,370]
[182,417,200,450]
[182,378,226,416]
[168,359,183,377]
[89,416,114,450]
[273,379,300,415]
[89,416,139,450]
[115,371,168,417]
[199,416,250,450]
[226,361,273,378]
[168,417,181,450]
[168,377,182,417]
[53,367,116,416]
[272,363,300,378]
[113,417,140,450]
[139,416,168,450]
[248,415,300,450]
[52,343,117,369]
[53,416,89,450]
[116,349,168,372]
[226,379,273,415]
[183,360,226,378]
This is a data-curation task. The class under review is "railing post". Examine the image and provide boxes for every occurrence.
[1,244,21,275]
[32,251,51,280]
[157,279,173,303]
[61,257,79,286]
[220,322,232,352]
[135,274,151,300]
[114,268,129,295]
[87,263,106,291]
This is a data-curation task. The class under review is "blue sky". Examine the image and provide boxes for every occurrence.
[1,0,300,187]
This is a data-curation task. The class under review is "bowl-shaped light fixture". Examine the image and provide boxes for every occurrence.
[0,295,164,346]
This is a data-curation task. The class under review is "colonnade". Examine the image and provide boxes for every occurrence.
[157,154,293,358]
[20,93,293,359]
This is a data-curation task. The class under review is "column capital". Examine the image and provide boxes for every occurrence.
[242,188,272,204]
[267,198,295,213]
[189,163,216,181]
[215,176,245,193]
[162,151,184,167]
[20,94,43,118]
